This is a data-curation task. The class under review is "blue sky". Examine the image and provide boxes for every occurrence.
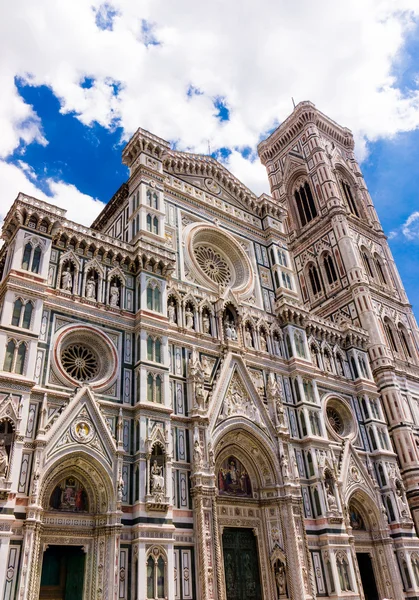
[1,1,419,309]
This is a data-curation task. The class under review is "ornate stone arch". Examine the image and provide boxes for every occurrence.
[39,452,113,515]
[57,250,81,293]
[213,424,281,491]
[347,489,384,532]
[82,258,105,301]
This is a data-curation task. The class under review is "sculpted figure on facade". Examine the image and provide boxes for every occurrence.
[274,562,287,597]
[151,460,164,494]
[86,275,96,299]
[0,440,8,478]
[168,300,177,324]
[185,306,194,330]
[61,266,73,291]
[202,312,211,334]
[110,282,120,307]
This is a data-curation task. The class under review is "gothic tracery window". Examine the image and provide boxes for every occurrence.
[147,336,162,363]
[22,242,42,274]
[3,339,27,375]
[147,282,162,312]
[146,548,166,600]
[308,264,322,297]
[12,299,33,329]
[294,181,317,227]
[323,253,338,285]
[341,180,359,217]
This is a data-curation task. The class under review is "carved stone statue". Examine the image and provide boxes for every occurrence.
[396,487,409,518]
[110,282,120,307]
[193,439,203,469]
[151,460,164,493]
[280,454,289,479]
[61,266,73,291]
[201,356,212,379]
[225,320,237,342]
[276,400,286,427]
[245,328,253,348]
[0,441,8,478]
[168,301,176,324]
[185,307,194,330]
[260,333,267,352]
[117,477,124,502]
[275,563,287,596]
[326,481,338,512]
[202,313,211,334]
[86,276,96,300]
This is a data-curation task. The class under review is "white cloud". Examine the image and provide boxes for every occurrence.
[402,211,419,240]
[0,161,105,227]
[0,0,419,196]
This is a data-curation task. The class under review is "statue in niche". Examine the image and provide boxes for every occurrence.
[274,561,287,597]
[86,275,96,299]
[61,266,73,291]
[202,312,211,334]
[218,456,252,497]
[151,460,165,493]
[273,333,281,356]
[260,332,268,352]
[193,439,203,469]
[49,477,88,512]
[325,480,338,512]
[0,440,8,478]
[396,486,409,518]
[185,306,194,330]
[224,319,237,341]
[280,454,289,479]
[110,282,120,307]
[168,300,177,324]
[201,355,212,379]
[245,328,253,348]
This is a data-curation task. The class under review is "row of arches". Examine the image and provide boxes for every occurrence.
[383,316,416,362]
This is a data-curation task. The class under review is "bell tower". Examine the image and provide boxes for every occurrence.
[258,101,419,527]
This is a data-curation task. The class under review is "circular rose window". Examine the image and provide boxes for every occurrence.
[184,223,254,294]
[61,345,99,382]
[194,246,231,285]
[324,397,356,440]
[52,324,118,391]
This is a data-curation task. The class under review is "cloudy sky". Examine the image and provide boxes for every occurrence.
[1,0,419,306]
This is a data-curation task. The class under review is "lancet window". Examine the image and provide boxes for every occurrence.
[11,299,33,329]
[341,180,359,217]
[3,339,27,375]
[294,181,317,227]
[22,241,42,274]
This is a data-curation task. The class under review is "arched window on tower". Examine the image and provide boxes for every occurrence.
[323,253,338,285]
[341,180,359,217]
[146,214,152,232]
[384,318,398,353]
[308,264,322,297]
[294,181,317,227]
[146,548,166,599]
[361,249,374,279]
[22,242,42,274]
[12,299,33,329]
[374,254,387,285]
[398,325,413,359]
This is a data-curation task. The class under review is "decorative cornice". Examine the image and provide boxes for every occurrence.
[258,101,354,164]
[91,182,129,231]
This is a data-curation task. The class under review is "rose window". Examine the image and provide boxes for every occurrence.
[53,324,118,391]
[184,223,254,294]
[61,344,99,382]
[327,407,344,435]
[194,246,231,285]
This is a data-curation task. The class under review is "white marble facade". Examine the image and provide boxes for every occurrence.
[0,103,419,600]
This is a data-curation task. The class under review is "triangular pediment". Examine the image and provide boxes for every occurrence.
[282,153,306,183]
[209,353,275,437]
[339,441,379,503]
[43,386,117,469]
[0,393,20,426]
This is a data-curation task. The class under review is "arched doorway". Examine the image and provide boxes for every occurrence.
[24,452,116,600]
[347,492,395,600]
[213,427,285,600]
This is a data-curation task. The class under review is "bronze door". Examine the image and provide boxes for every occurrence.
[222,528,261,600]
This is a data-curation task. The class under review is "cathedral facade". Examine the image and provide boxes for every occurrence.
[1,102,419,600]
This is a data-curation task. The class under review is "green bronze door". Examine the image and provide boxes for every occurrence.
[222,528,261,600]
[40,545,85,600]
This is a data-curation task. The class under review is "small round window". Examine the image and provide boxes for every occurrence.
[324,398,356,440]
